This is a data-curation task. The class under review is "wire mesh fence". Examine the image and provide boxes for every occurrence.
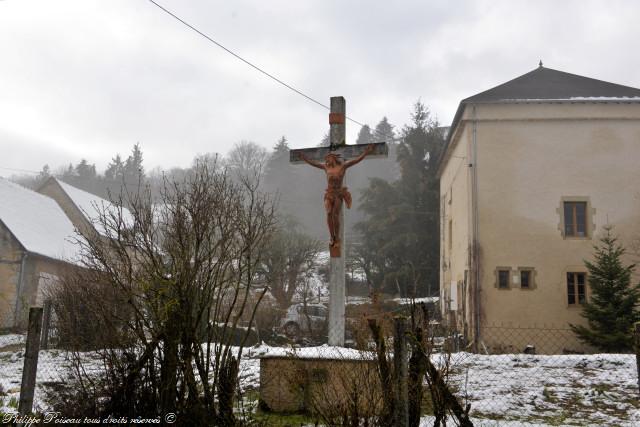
[442,325,639,425]
[1,305,638,426]
[0,305,68,415]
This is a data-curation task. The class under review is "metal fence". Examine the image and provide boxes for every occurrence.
[0,305,67,417]
[1,309,638,426]
[443,325,638,425]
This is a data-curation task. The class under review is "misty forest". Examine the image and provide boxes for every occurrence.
[11,101,445,299]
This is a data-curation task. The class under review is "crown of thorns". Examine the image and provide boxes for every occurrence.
[325,153,342,161]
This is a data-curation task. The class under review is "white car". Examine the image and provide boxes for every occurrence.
[280,303,328,337]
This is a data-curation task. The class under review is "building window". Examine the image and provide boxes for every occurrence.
[558,197,594,239]
[564,202,587,237]
[497,269,510,289]
[567,272,586,305]
[519,269,533,289]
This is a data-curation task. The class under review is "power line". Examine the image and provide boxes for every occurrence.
[146,1,329,111]
[0,166,41,175]
[145,0,397,143]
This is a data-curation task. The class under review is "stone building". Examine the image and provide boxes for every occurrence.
[438,65,640,353]
[0,178,81,329]
[257,346,381,415]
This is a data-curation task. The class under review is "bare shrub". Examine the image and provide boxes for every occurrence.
[49,162,276,426]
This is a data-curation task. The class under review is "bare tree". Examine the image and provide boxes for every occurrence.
[49,161,276,426]
[260,217,322,310]
[226,140,268,187]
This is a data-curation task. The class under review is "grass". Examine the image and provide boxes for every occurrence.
[542,386,557,403]
[0,344,23,353]
[248,411,319,426]
[7,396,18,409]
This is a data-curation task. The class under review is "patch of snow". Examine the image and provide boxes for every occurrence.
[393,296,439,305]
[0,334,25,349]
[346,296,371,305]
[0,178,84,263]
[1,346,637,425]
[441,352,638,425]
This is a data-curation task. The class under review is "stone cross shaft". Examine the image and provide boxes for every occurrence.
[289,96,388,346]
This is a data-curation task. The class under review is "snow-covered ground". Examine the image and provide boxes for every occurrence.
[1,341,638,425]
[0,334,25,349]
[442,351,639,425]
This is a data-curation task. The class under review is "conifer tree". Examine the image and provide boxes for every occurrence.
[374,116,395,142]
[124,143,145,183]
[356,124,374,145]
[355,102,444,296]
[570,227,640,352]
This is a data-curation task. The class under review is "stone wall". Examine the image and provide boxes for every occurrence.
[259,356,382,416]
[0,221,71,330]
[0,223,23,329]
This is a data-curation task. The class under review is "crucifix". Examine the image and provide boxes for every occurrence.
[290,96,388,346]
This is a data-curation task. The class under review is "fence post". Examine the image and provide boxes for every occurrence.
[18,307,43,415]
[394,316,408,427]
[635,322,640,395]
[40,300,52,350]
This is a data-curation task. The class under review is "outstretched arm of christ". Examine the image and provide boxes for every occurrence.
[344,144,376,168]
[299,152,325,169]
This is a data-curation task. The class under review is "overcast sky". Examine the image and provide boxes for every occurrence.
[1,0,639,176]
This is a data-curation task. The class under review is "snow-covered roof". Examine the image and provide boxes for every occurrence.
[248,344,376,361]
[393,296,440,305]
[55,179,133,237]
[489,96,640,103]
[0,178,83,263]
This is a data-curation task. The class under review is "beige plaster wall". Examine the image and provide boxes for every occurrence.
[439,125,474,336]
[471,102,640,353]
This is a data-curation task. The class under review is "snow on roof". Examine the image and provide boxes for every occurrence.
[495,96,640,102]
[393,296,439,305]
[0,178,83,263]
[56,179,133,236]
[248,344,376,361]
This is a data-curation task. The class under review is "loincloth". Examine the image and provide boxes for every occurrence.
[324,187,352,209]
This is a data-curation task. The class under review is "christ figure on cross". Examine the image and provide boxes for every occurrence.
[299,144,375,250]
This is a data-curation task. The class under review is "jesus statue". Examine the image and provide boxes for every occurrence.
[299,144,376,251]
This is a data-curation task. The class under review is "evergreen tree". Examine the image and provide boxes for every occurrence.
[124,143,145,184]
[263,136,294,195]
[374,116,395,142]
[35,164,51,186]
[356,124,373,145]
[318,132,330,147]
[105,154,125,182]
[355,101,444,297]
[264,136,289,181]
[75,159,97,181]
[570,227,640,352]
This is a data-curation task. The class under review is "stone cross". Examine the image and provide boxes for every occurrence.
[290,96,388,346]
